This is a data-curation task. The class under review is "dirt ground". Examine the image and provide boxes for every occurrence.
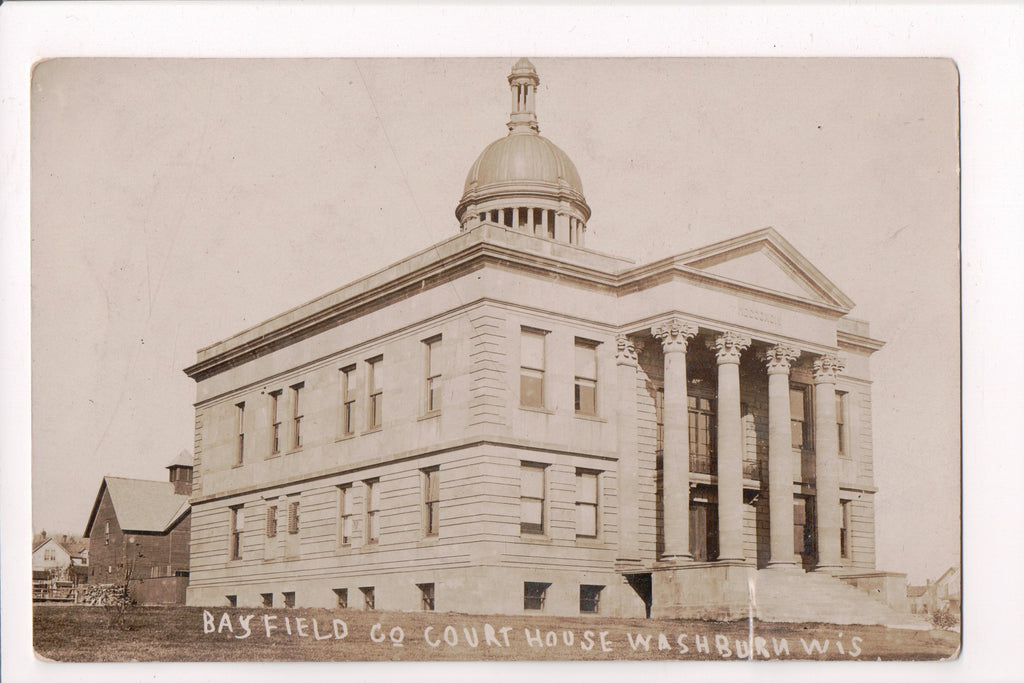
[33,604,960,662]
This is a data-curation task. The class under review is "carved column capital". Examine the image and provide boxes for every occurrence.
[614,335,638,367]
[764,344,801,375]
[713,331,751,364]
[651,318,698,354]
[812,353,846,384]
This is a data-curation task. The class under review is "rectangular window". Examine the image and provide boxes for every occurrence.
[423,467,440,537]
[261,593,273,608]
[520,462,546,534]
[368,357,383,429]
[229,506,243,560]
[269,390,282,455]
[290,383,304,449]
[790,385,813,450]
[524,582,549,611]
[575,469,599,538]
[688,395,716,474]
[520,328,546,408]
[283,591,295,608]
[340,365,356,437]
[360,586,375,610]
[365,479,380,543]
[266,505,277,538]
[105,521,110,545]
[574,339,598,415]
[419,583,435,611]
[580,585,603,614]
[334,588,348,608]
[840,500,851,559]
[235,402,246,465]
[424,336,442,413]
[655,386,665,453]
[836,391,849,457]
[338,485,354,546]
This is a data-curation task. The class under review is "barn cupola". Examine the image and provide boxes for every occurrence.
[166,449,194,496]
[456,58,592,247]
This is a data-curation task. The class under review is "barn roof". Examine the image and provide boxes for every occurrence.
[84,476,190,537]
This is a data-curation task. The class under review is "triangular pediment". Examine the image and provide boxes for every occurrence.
[677,227,855,311]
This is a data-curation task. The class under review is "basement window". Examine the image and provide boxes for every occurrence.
[419,583,435,611]
[580,585,603,614]
[524,582,550,611]
[360,586,375,610]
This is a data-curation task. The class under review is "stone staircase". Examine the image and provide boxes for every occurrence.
[751,569,931,629]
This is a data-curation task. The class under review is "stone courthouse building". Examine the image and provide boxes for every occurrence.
[184,59,909,622]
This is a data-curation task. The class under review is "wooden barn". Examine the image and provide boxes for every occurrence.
[83,451,193,604]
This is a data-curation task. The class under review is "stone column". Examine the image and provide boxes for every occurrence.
[813,353,845,572]
[651,318,698,562]
[765,344,801,568]
[555,207,570,242]
[714,331,750,562]
[615,336,641,565]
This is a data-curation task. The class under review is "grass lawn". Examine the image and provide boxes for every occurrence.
[33,604,960,662]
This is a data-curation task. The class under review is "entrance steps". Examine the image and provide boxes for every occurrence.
[751,568,930,629]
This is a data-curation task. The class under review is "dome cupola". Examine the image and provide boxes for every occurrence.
[456,59,591,247]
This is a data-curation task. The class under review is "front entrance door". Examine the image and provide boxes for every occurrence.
[689,501,719,562]
[794,496,816,571]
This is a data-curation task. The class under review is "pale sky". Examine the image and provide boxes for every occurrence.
[30,57,960,584]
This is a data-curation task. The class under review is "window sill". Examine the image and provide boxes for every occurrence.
[231,463,244,469]
[362,426,383,436]
[519,405,554,415]
[573,413,606,423]
[418,411,441,422]
[286,447,303,455]
[418,536,439,546]
[575,537,603,548]
[335,434,356,443]
[265,452,281,460]
[520,534,552,543]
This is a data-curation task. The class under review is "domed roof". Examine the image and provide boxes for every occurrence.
[456,59,591,229]
[463,133,584,196]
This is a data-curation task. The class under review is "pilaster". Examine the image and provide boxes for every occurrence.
[614,335,641,568]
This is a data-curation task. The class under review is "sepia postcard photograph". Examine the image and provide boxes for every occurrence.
[28,53,960,662]
[4,4,1021,683]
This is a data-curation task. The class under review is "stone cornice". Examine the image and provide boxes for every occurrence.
[837,329,886,353]
[185,225,865,382]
